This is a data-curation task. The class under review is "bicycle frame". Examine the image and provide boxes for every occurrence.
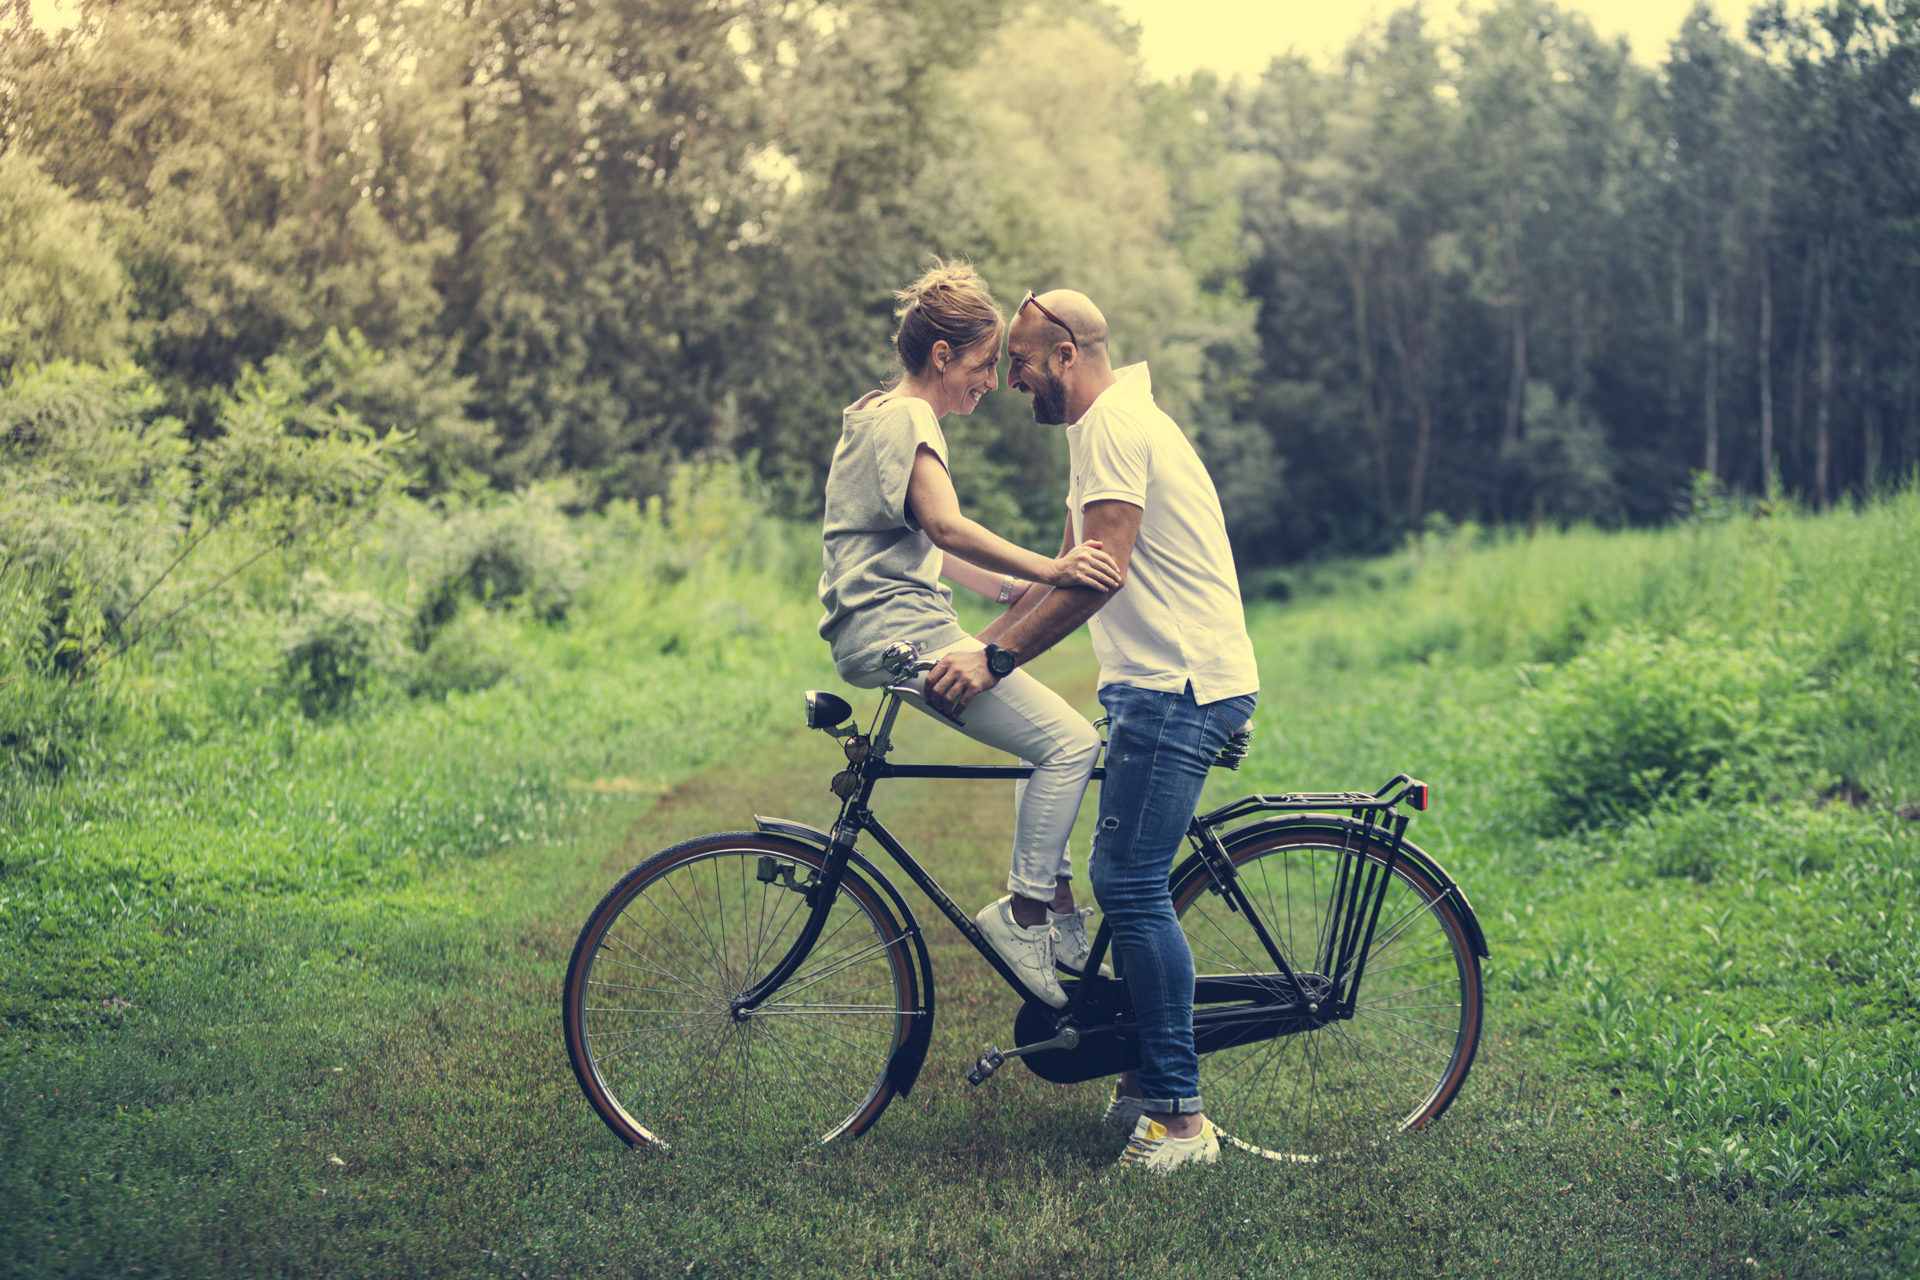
[562,673,1492,1152]
[736,680,1461,1066]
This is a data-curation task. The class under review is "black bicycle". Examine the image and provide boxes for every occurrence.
[562,645,1488,1159]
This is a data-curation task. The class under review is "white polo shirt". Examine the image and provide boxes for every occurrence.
[1064,363,1258,704]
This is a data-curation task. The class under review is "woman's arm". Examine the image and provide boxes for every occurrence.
[907,446,1120,591]
[939,552,1032,605]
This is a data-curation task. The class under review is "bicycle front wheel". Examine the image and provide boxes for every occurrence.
[1173,822,1484,1160]
[562,832,918,1153]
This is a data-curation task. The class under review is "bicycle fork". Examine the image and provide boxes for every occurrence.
[730,841,856,1016]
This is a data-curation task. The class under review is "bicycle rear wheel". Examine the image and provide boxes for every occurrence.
[1173,822,1483,1160]
[562,832,917,1153]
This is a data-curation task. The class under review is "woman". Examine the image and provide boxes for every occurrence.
[817,260,1113,1009]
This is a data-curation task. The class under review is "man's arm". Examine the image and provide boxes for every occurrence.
[977,516,1074,643]
[926,501,1141,714]
[996,501,1139,662]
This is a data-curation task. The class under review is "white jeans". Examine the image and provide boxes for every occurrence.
[853,637,1101,901]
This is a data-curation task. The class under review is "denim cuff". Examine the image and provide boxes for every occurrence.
[1139,1094,1204,1116]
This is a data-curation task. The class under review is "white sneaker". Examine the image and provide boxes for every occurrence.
[1114,1115,1220,1174]
[975,896,1067,1008]
[1049,907,1113,978]
[1101,1084,1146,1131]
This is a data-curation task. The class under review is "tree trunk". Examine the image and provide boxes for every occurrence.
[1570,286,1589,404]
[1789,240,1815,498]
[1504,306,1527,449]
[300,0,336,186]
[1702,278,1720,477]
[1906,378,1918,480]
[456,0,481,260]
[1344,223,1391,522]
[1861,360,1878,498]
[1758,236,1775,494]
[1382,253,1432,531]
[1499,196,1526,450]
[1666,243,1685,432]
[1815,238,1833,509]
[298,0,337,296]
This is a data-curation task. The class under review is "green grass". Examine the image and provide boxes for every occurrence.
[0,544,837,1052]
[4,490,1919,1277]
[1231,488,1920,1270]
[0,665,1851,1279]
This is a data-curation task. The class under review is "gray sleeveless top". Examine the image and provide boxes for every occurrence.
[817,393,967,684]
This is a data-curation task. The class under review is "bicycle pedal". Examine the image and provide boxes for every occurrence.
[966,1046,1006,1086]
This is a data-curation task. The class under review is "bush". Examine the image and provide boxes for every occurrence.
[0,666,120,781]
[0,152,129,371]
[295,327,494,495]
[408,604,517,699]
[1527,624,1811,826]
[279,575,410,717]
[1500,382,1621,527]
[403,485,586,643]
[0,563,125,778]
[0,363,190,665]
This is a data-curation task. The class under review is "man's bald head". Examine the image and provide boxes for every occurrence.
[1007,288,1118,426]
[1011,289,1111,362]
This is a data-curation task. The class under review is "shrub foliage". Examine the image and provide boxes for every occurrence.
[1527,625,1809,824]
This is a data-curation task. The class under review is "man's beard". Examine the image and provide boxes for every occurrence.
[1030,373,1069,425]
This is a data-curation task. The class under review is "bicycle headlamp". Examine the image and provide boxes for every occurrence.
[805,690,853,731]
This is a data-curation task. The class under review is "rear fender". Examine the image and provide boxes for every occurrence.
[753,814,937,1097]
[1173,813,1489,959]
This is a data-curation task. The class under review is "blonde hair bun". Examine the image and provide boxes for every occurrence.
[890,256,1003,376]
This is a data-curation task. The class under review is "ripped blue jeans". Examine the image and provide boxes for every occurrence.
[1090,683,1257,1115]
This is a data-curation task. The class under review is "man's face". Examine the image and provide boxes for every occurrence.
[1007,325,1071,425]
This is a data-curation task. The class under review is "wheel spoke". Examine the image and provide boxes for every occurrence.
[563,845,912,1152]
[1172,833,1481,1159]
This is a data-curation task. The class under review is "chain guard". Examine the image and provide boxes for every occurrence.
[1012,1000,1139,1083]
[1009,975,1315,1084]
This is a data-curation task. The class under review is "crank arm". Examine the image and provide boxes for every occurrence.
[965,1024,1082,1086]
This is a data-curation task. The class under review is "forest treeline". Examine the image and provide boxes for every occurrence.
[2,0,1917,564]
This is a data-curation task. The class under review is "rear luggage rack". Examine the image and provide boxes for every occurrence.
[1200,774,1430,826]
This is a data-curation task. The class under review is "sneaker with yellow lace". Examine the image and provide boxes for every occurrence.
[1114,1114,1220,1173]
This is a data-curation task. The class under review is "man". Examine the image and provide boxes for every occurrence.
[927,289,1259,1172]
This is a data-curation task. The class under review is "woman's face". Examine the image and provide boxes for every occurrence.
[936,329,1002,416]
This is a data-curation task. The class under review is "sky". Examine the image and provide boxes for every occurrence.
[1110,0,1803,81]
[24,0,1808,78]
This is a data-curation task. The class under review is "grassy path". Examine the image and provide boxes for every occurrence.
[5,643,1855,1279]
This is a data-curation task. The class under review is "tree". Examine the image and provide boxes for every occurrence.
[0,151,128,370]
[2,0,452,397]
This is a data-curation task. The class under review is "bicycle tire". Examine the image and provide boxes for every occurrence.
[562,832,917,1153]
[1172,821,1484,1160]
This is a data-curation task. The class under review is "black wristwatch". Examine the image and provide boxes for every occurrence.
[983,643,1018,678]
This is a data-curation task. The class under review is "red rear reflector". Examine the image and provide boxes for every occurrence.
[1413,784,1430,811]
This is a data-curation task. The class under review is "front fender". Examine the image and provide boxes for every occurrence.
[753,814,937,1097]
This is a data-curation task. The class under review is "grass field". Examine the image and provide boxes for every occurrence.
[3,491,1917,1278]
